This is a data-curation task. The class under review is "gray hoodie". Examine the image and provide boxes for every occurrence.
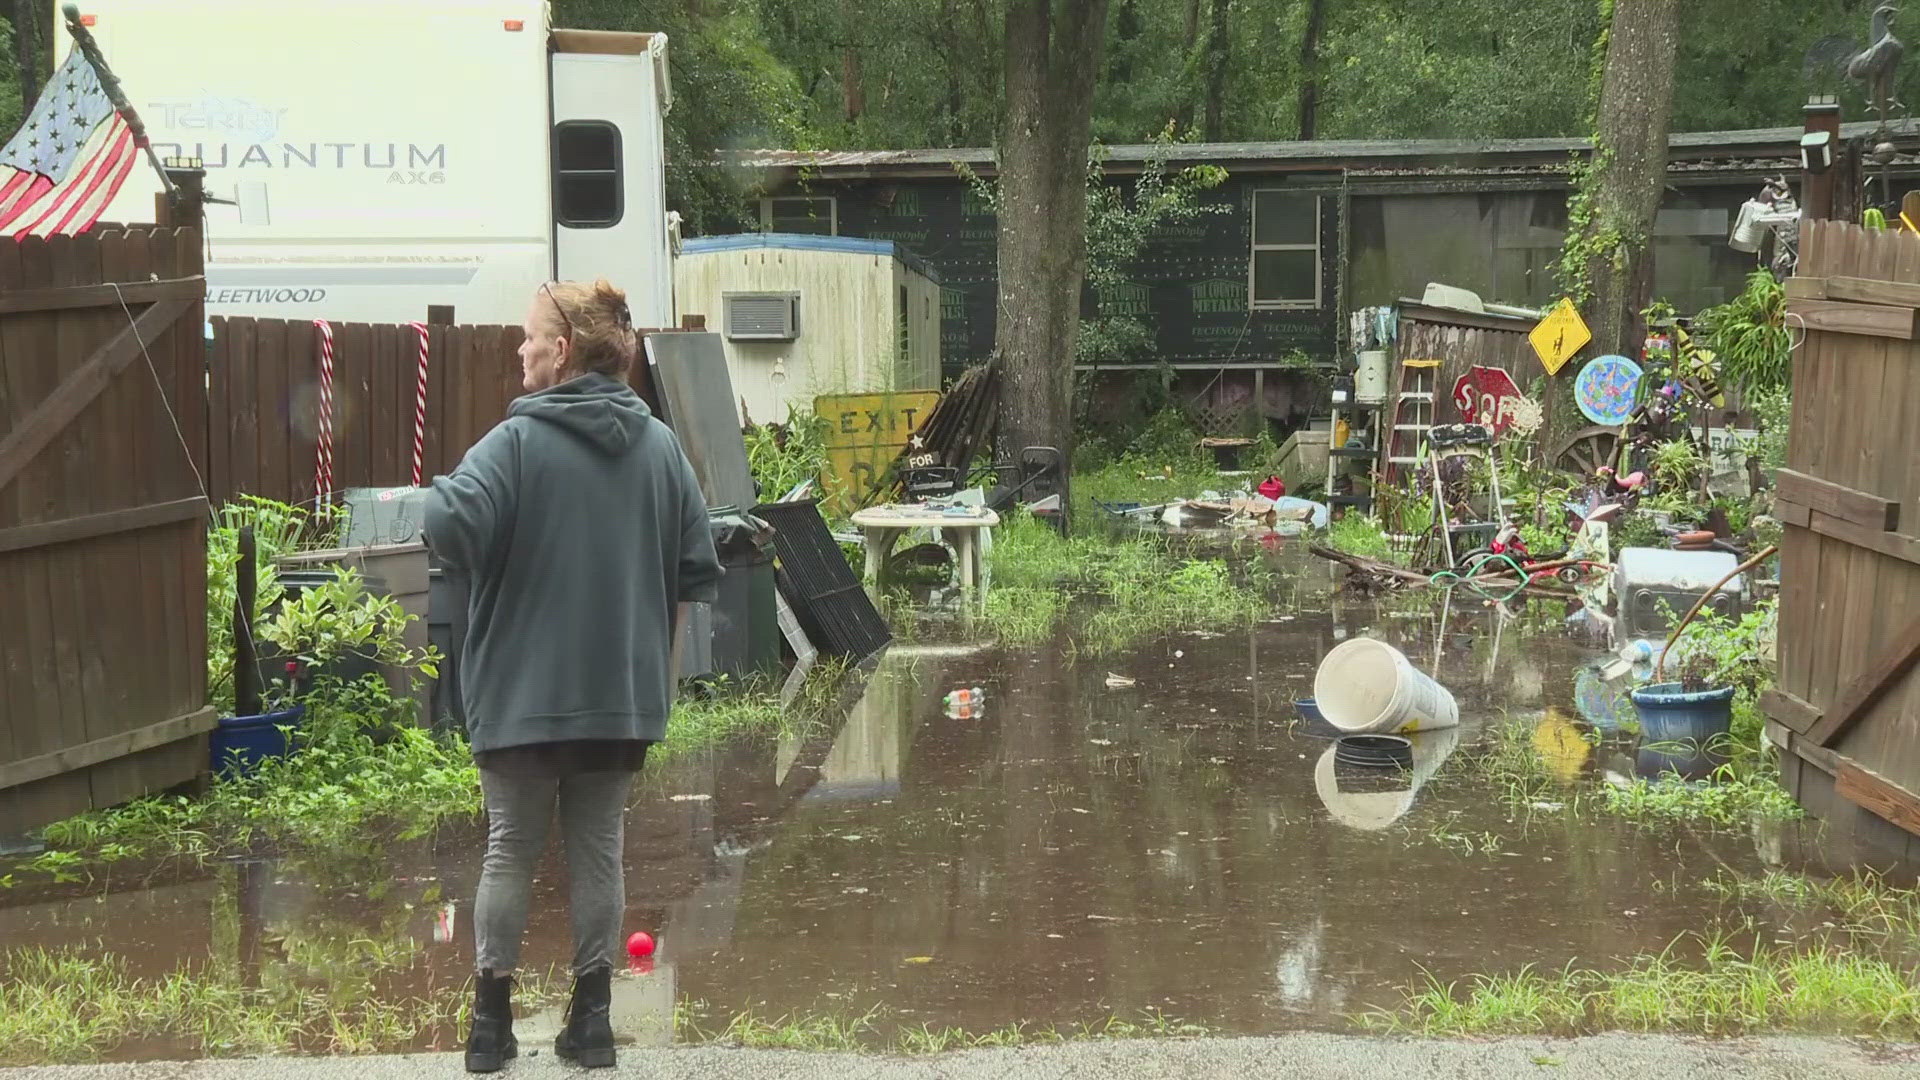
[423,372,723,752]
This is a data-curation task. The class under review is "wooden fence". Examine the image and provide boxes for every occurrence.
[209,319,526,507]
[0,229,212,834]
[1765,219,1920,859]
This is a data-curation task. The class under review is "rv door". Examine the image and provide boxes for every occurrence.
[549,30,673,329]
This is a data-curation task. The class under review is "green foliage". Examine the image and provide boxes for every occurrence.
[260,567,441,695]
[1597,761,1801,825]
[1697,270,1791,394]
[0,946,570,1063]
[744,408,829,501]
[1519,520,1571,554]
[680,1000,1207,1053]
[1328,513,1392,560]
[1664,598,1777,697]
[1750,384,1791,477]
[1078,132,1229,368]
[1612,510,1664,553]
[985,509,1266,654]
[1649,438,1705,492]
[206,497,344,713]
[1124,406,1208,465]
[1367,931,1920,1036]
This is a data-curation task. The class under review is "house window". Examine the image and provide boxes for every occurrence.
[553,121,622,228]
[1251,191,1321,308]
[761,196,837,235]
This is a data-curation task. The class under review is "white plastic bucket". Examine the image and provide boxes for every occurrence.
[1313,726,1461,831]
[1312,637,1460,734]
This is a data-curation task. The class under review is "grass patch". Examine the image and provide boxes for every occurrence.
[0,947,568,1064]
[12,667,852,891]
[986,511,1268,654]
[1430,709,1801,832]
[678,1000,1209,1053]
[1702,870,1920,939]
[1364,931,1920,1037]
[1326,512,1393,561]
[1595,762,1802,826]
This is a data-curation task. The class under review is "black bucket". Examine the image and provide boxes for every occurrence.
[1334,734,1414,770]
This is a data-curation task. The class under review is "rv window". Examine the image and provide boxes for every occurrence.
[761,196,837,235]
[554,121,623,228]
[1250,191,1321,309]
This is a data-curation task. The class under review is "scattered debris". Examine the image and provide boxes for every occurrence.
[1104,672,1137,688]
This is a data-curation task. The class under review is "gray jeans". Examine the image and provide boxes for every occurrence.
[474,768,635,976]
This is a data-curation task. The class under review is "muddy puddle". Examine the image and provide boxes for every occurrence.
[0,554,1896,1059]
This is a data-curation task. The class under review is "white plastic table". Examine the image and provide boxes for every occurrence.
[850,504,1000,602]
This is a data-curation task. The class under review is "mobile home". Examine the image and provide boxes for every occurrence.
[77,0,675,327]
[674,234,941,426]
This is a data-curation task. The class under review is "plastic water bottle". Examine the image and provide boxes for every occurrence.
[944,687,986,711]
[1618,639,1657,664]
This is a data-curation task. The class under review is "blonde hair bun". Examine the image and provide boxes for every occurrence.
[543,278,639,377]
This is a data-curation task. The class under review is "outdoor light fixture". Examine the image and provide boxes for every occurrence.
[1801,130,1834,174]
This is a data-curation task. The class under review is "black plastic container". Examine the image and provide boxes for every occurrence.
[1333,734,1414,770]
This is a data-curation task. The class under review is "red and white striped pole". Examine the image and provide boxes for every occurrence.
[409,321,431,487]
[312,319,335,508]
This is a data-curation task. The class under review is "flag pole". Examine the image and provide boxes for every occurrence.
[57,3,176,199]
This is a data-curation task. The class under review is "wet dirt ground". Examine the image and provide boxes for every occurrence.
[0,555,1891,1060]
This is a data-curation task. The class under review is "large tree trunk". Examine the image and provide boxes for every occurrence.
[1296,0,1326,140]
[1581,0,1681,359]
[840,0,865,123]
[996,0,1109,509]
[1201,0,1229,140]
[1173,0,1200,132]
[14,0,41,117]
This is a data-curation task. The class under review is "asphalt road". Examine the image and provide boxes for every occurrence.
[5,1035,1920,1080]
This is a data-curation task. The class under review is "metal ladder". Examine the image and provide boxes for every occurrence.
[1388,359,1440,475]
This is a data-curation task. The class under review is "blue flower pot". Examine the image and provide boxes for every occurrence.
[1294,698,1341,738]
[1627,682,1734,746]
[209,705,305,778]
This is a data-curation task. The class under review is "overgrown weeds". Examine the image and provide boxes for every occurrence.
[1433,705,1800,830]
[0,947,567,1064]
[744,408,829,500]
[14,667,847,889]
[986,511,1266,653]
[1364,930,1920,1037]
[677,1000,1209,1053]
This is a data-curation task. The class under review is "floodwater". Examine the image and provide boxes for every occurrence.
[0,553,1897,1059]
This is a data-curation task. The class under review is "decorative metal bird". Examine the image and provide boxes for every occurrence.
[1806,5,1908,132]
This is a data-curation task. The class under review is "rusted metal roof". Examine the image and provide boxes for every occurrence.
[731,122,1918,179]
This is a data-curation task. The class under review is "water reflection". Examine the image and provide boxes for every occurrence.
[0,563,1884,1059]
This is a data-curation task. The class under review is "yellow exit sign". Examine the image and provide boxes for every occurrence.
[814,391,941,514]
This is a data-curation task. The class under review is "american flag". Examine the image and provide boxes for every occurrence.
[0,47,138,239]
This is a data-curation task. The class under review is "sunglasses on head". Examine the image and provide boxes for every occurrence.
[542,282,576,339]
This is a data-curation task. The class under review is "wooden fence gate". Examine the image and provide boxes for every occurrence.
[0,230,211,834]
[1766,219,1920,858]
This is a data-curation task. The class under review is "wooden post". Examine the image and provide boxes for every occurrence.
[1803,97,1842,222]
[427,305,456,326]
[156,165,206,230]
[234,525,261,718]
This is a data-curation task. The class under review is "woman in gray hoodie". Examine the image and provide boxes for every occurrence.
[425,279,722,1072]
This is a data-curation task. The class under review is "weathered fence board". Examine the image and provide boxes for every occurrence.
[0,229,212,835]
[1769,219,1920,859]
[205,318,527,507]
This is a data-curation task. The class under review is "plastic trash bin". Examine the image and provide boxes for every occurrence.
[710,506,779,678]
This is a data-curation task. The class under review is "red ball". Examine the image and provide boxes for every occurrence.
[627,931,655,958]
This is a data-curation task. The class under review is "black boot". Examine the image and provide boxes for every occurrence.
[465,969,518,1073]
[554,965,615,1068]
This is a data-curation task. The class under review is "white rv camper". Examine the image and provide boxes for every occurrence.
[74,1,675,327]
